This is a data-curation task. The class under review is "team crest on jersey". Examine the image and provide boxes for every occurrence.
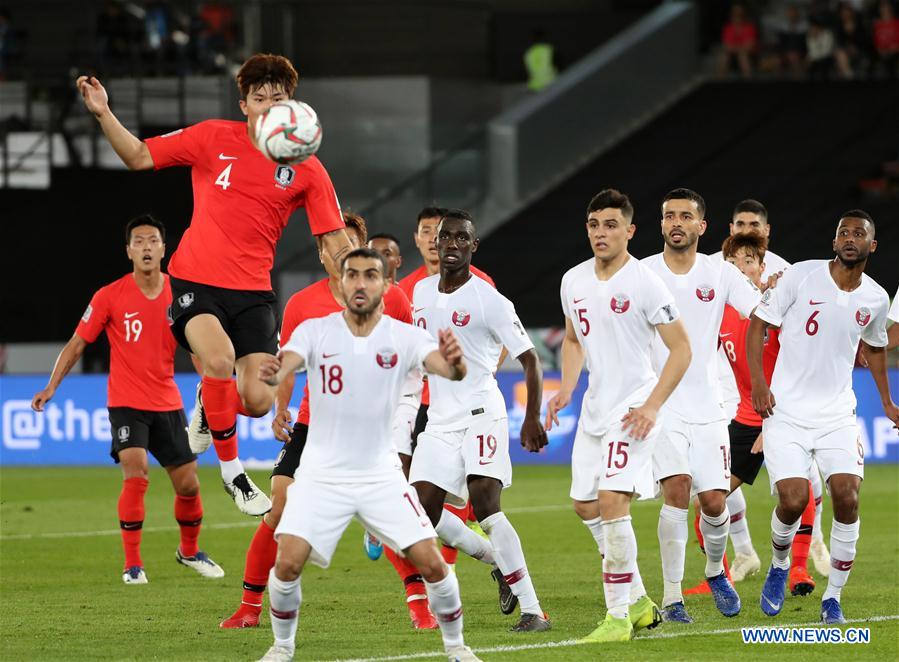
[452,310,471,327]
[696,285,715,302]
[376,348,399,369]
[610,294,630,314]
[81,304,93,322]
[178,292,194,309]
[761,288,773,304]
[855,307,871,327]
[118,426,130,442]
[274,165,296,187]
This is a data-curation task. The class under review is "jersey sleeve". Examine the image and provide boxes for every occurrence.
[74,287,111,343]
[559,272,572,321]
[642,270,680,326]
[889,288,899,324]
[144,123,206,169]
[488,290,535,358]
[754,265,800,328]
[723,261,762,318]
[386,286,413,324]
[861,293,890,348]
[281,318,317,367]
[471,265,496,288]
[296,158,345,237]
[405,325,440,372]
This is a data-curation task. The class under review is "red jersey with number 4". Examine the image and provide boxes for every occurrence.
[144,120,345,291]
[397,265,495,405]
[76,274,183,411]
[280,279,413,424]
[719,304,779,427]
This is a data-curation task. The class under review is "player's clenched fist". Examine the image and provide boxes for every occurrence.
[544,389,571,431]
[258,354,283,386]
[271,409,294,442]
[31,388,55,412]
[752,382,776,419]
[76,76,110,117]
[621,403,658,441]
[437,328,462,364]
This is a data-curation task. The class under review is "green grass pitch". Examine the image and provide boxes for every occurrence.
[1,464,897,660]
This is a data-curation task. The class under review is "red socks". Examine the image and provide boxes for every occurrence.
[385,547,427,601]
[694,508,704,551]
[792,482,815,571]
[175,493,203,558]
[241,520,279,608]
[118,477,149,569]
[202,375,241,462]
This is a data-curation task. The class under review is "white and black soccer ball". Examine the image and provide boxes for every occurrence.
[255,100,322,165]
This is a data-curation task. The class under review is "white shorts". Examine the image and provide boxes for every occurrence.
[390,399,419,457]
[762,416,863,493]
[275,471,436,569]
[570,419,659,501]
[653,416,731,494]
[409,416,512,507]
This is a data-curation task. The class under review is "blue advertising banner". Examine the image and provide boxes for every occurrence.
[1,370,897,466]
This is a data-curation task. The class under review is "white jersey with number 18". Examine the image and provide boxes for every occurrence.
[755,259,889,427]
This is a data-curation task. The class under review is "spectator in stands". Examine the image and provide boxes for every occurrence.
[720,3,758,78]
[777,4,808,76]
[523,29,558,92]
[194,1,236,73]
[97,1,140,75]
[872,0,899,77]
[806,17,836,78]
[834,3,871,78]
[0,7,19,80]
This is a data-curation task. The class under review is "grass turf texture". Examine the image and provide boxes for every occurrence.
[1,464,896,661]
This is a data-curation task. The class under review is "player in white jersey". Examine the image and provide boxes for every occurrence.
[545,189,692,643]
[888,287,899,349]
[254,248,482,662]
[643,188,761,622]
[750,211,898,625]
[409,210,551,633]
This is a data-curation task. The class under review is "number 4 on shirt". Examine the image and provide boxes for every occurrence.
[215,164,233,191]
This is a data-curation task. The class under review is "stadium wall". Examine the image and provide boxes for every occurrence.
[2,370,897,466]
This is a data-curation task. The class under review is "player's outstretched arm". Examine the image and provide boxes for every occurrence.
[31,334,88,411]
[517,349,548,452]
[622,319,691,440]
[75,75,153,170]
[271,371,296,442]
[258,350,305,387]
[545,317,584,431]
[747,313,776,418]
[861,342,899,429]
[424,328,467,381]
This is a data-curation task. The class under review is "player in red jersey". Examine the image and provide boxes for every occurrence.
[220,212,439,630]
[75,54,354,517]
[31,215,223,585]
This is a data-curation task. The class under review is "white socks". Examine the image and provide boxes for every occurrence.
[435,509,495,565]
[220,457,244,483]
[727,487,754,555]
[823,518,859,602]
[481,512,542,615]
[658,504,688,606]
[771,509,801,570]
[268,569,301,652]
[425,572,465,648]
[602,516,638,619]
[701,507,730,577]
[582,514,645,604]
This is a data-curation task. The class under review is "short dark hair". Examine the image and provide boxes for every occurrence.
[721,232,768,263]
[417,206,447,228]
[439,208,477,236]
[733,199,768,222]
[342,210,368,245]
[368,232,401,245]
[125,214,165,243]
[587,188,634,221]
[662,188,706,218]
[236,53,298,99]
[341,247,388,276]
[840,209,874,225]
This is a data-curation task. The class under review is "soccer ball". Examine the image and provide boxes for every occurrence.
[255,100,322,165]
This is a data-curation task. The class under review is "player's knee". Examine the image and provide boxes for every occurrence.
[699,491,726,517]
[175,481,199,497]
[274,554,302,581]
[203,354,235,378]
[780,487,809,518]
[415,552,447,583]
[662,475,691,507]
[572,499,599,521]
[829,483,859,521]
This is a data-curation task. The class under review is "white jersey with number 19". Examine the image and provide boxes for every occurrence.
[280,312,438,481]
[755,259,889,427]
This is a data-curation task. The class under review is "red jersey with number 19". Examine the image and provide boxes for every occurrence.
[75,274,183,411]
[719,304,779,427]
[144,120,345,291]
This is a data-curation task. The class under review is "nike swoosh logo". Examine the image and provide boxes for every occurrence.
[720,332,733,338]
[573,298,585,304]
[809,300,825,305]
[124,312,139,318]
[763,595,781,611]
[604,471,621,478]
[218,153,238,160]
[413,307,425,313]
[478,460,493,466]
[322,352,340,359]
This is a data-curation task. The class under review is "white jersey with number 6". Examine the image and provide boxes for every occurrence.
[754,259,889,427]
[560,257,679,436]
[412,274,533,431]
[643,252,761,424]
[280,312,438,481]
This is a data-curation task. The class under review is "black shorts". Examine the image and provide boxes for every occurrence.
[729,419,764,485]
[271,422,309,479]
[410,403,429,455]
[169,276,279,359]
[108,407,195,467]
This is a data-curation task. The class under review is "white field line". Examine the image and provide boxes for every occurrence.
[0,503,580,541]
[326,614,899,662]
